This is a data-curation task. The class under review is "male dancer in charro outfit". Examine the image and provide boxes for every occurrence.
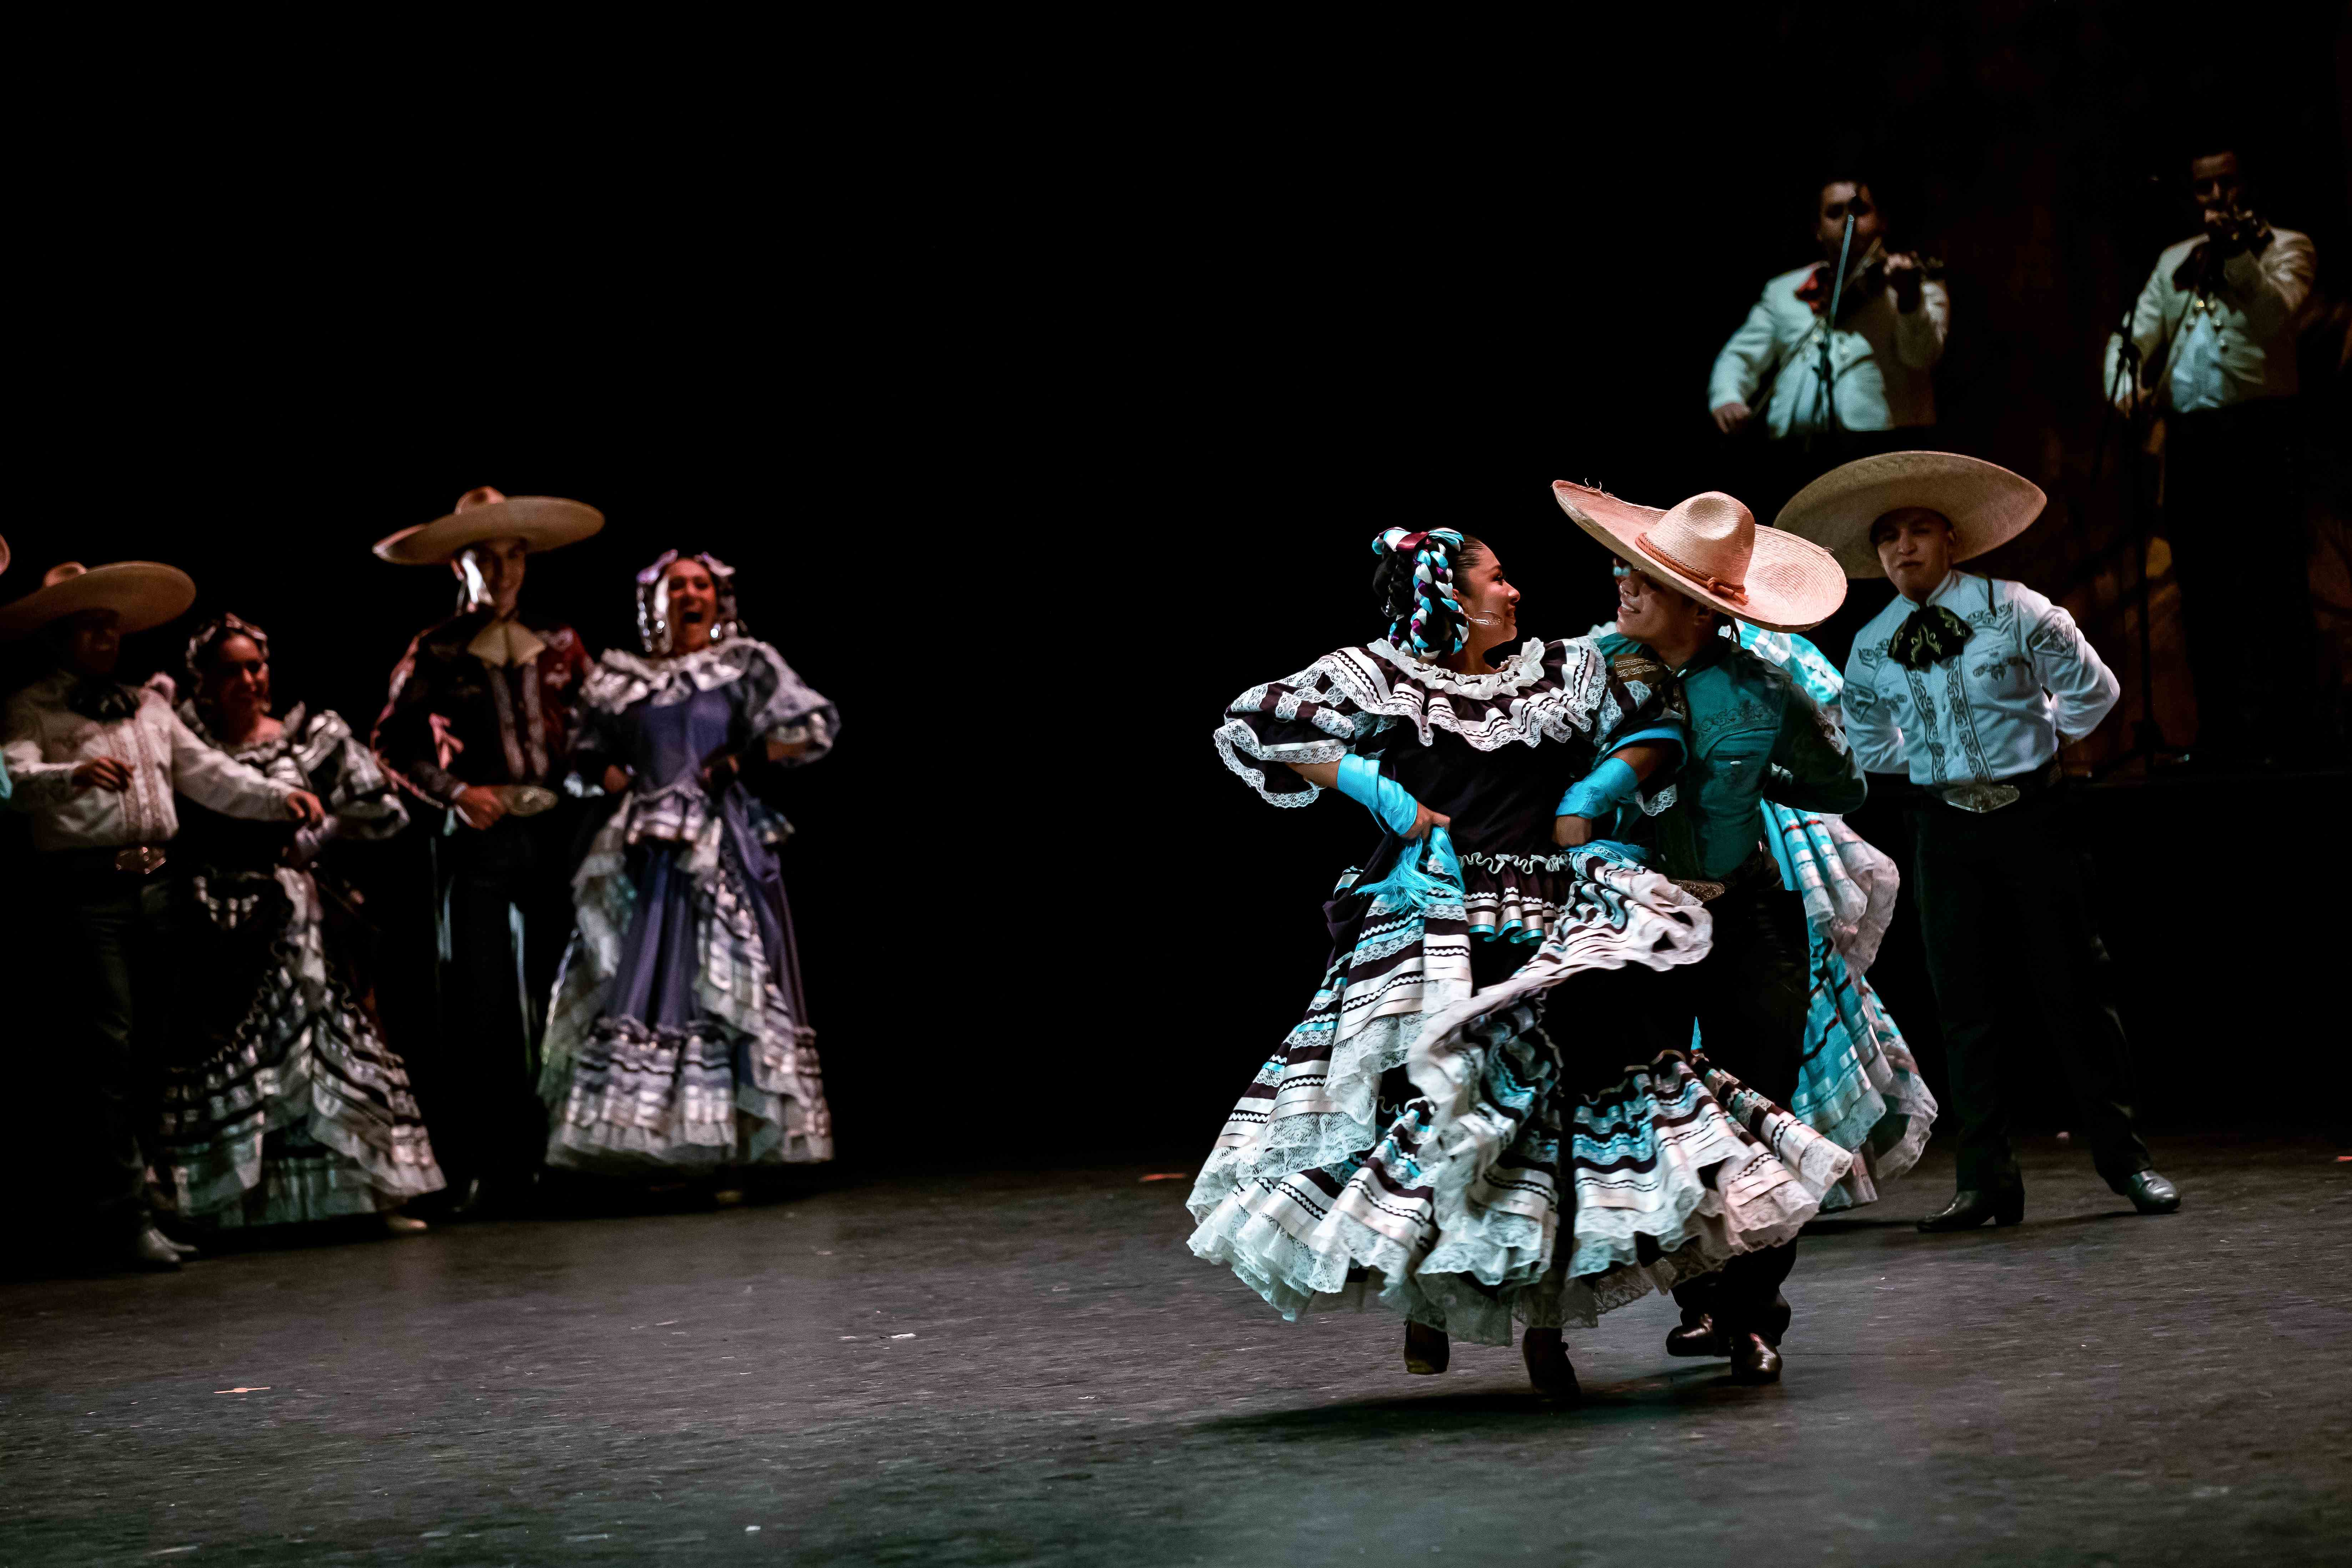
[372,487,601,1215]
[1552,483,1861,1384]
[1777,452,2179,1230]
[4,560,323,1270]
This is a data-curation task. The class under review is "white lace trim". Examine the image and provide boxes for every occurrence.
[1364,636,1549,699]
[1315,639,1609,752]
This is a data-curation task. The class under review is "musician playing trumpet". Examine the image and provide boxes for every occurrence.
[2102,147,2316,763]
[1709,177,1950,443]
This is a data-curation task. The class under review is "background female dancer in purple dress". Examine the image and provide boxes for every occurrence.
[540,551,838,1179]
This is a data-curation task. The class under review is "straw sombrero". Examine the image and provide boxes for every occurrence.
[0,561,198,640]
[1773,452,2046,579]
[1552,482,1847,633]
[372,485,604,565]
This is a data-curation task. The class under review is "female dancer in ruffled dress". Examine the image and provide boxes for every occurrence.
[1192,528,1852,1400]
[157,615,445,1234]
[541,550,837,1174]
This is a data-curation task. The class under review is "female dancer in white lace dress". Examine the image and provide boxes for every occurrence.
[1191,528,1852,1401]
[540,551,837,1175]
[157,615,445,1234]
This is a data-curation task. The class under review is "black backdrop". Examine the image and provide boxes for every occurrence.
[4,5,2347,1178]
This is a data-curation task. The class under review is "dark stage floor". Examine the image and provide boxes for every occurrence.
[2,1136,2346,1566]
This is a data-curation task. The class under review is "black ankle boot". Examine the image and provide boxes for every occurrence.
[1522,1328,1580,1403]
[2115,1169,2181,1214]
[1728,1331,1782,1385]
[1918,1188,2025,1232]
[1665,1310,1728,1358]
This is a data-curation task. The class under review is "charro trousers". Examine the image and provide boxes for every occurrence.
[1910,791,2150,1195]
[1565,874,1812,1345]
[42,853,180,1239]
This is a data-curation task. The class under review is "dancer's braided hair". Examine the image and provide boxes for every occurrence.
[1370,528,1485,660]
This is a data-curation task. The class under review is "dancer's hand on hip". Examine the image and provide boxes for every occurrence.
[453,784,508,830]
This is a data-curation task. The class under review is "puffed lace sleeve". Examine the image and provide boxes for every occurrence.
[1213,651,1394,807]
[734,640,838,766]
[296,709,409,839]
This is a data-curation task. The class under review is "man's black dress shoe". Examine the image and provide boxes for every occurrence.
[1727,1331,1782,1385]
[1522,1328,1581,1404]
[1917,1188,2025,1232]
[1666,1311,1728,1358]
[127,1226,184,1272]
[2117,1169,2181,1214]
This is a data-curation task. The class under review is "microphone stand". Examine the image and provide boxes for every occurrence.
[2090,304,2186,779]
[1804,213,1857,455]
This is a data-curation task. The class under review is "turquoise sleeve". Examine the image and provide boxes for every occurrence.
[1335,754,1421,836]
[1556,754,1642,819]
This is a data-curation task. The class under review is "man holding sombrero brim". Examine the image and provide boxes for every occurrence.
[370,486,602,1217]
[1776,451,2179,1229]
[1551,483,1863,1384]
[3,559,325,1271]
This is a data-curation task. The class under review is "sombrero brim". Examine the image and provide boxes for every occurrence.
[373,497,605,565]
[1773,451,2046,579]
[0,562,197,640]
[1551,482,1847,633]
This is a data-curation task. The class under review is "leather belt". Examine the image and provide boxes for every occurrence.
[1672,843,1779,904]
[1933,760,2061,815]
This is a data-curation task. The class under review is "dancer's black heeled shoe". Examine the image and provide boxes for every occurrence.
[1404,1321,1450,1375]
[1665,1310,1728,1358]
[1522,1328,1581,1404]
[1727,1331,1782,1385]
[1917,1188,2025,1232]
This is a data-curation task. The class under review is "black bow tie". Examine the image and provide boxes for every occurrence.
[66,680,142,722]
[1887,604,1974,670]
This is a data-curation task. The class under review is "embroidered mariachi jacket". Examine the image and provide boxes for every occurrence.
[1841,571,2119,789]
[372,609,592,808]
[1594,630,1865,882]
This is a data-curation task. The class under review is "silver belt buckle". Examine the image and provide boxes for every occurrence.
[113,844,167,875]
[1940,782,2021,814]
[495,785,560,817]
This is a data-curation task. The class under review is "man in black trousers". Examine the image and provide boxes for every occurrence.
[371,488,603,1216]
[1779,452,2179,1229]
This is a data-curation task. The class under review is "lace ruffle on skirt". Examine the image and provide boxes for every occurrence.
[1754,802,1937,1209]
[156,867,444,1227]
[542,797,830,1169]
[1189,849,1851,1345]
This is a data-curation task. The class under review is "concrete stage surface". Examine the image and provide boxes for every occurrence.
[2,1136,2345,1566]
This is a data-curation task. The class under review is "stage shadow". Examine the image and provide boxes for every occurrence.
[1197,1368,1772,1439]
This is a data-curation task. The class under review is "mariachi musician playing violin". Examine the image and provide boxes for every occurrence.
[1709,177,1950,445]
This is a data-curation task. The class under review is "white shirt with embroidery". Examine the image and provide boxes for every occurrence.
[1841,571,2119,787]
[2102,227,2313,414]
[2,672,294,852]
[1709,262,1950,437]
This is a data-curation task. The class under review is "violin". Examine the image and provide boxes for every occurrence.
[1835,240,1946,315]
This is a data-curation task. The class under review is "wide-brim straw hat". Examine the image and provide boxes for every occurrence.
[1773,451,2046,579]
[0,561,198,640]
[1551,482,1847,632]
[373,489,604,565]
